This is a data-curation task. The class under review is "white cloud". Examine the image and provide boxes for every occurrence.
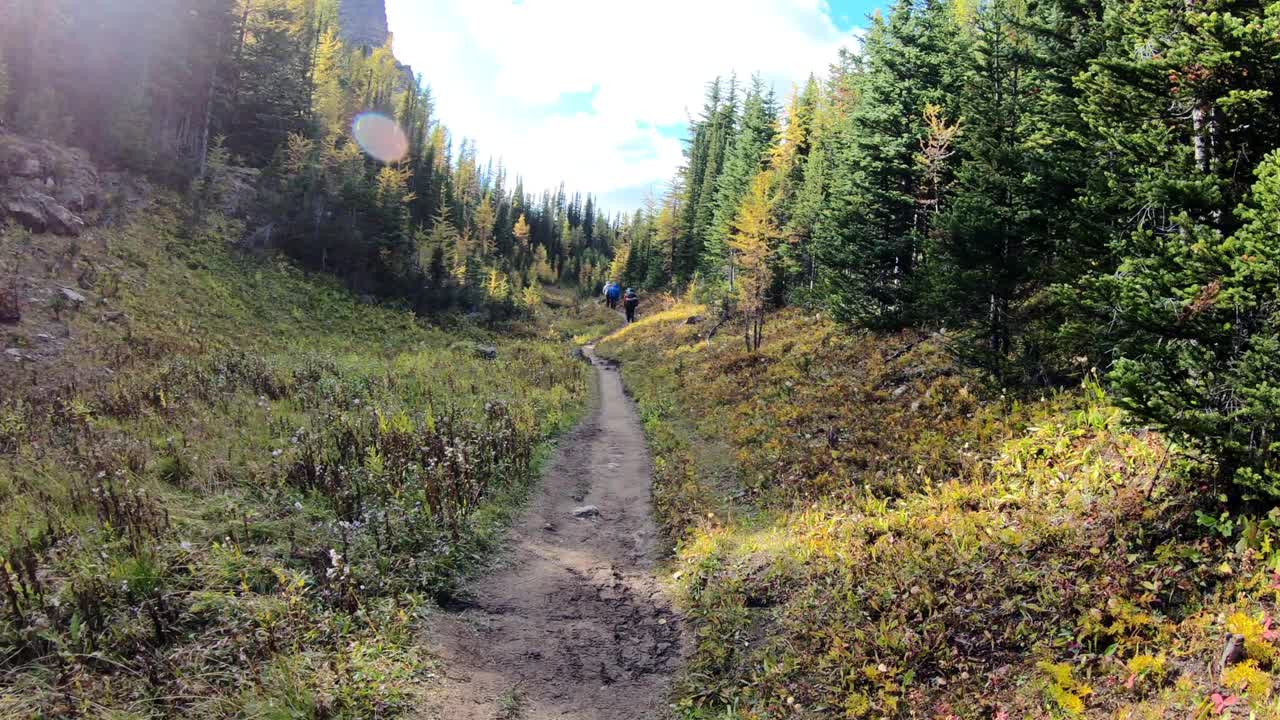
[386,0,857,213]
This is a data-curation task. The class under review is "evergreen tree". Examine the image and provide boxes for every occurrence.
[815,0,963,327]
[1086,0,1280,495]
[703,76,778,286]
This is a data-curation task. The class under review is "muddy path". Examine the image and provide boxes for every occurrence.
[421,346,683,719]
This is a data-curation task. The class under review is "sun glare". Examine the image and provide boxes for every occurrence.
[351,112,409,163]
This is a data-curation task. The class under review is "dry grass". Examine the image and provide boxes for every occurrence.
[598,304,1280,719]
[0,194,619,717]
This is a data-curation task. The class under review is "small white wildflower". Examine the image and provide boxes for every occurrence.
[271,449,283,458]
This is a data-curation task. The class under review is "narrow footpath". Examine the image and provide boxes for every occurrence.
[422,346,683,719]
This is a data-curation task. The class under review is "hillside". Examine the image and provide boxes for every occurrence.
[0,182,619,716]
[597,304,1280,719]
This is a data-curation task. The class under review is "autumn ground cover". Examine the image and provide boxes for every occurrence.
[0,195,619,717]
[597,304,1280,719]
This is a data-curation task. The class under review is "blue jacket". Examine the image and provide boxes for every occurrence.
[606,284,622,301]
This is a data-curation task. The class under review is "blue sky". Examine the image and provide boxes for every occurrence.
[385,1,877,214]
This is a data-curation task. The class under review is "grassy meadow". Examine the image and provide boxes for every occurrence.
[0,196,619,717]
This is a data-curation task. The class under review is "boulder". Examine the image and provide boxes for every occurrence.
[244,223,276,249]
[685,315,703,325]
[4,189,85,236]
[15,156,41,177]
[449,341,499,361]
[572,505,600,518]
[0,130,100,236]
[61,288,87,304]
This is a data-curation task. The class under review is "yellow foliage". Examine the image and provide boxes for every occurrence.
[521,284,542,312]
[375,164,416,207]
[1222,660,1272,696]
[1038,661,1091,716]
[1125,653,1168,688]
[609,242,629,283]
[1227,611,1279,665]
[485,269,509,303]
[513,214,531,250]
[844,690,870,718]
[729,170,780,316]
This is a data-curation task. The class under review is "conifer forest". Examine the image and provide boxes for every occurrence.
[2,0,1280,717]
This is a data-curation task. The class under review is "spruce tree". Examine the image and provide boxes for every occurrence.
[1086,0,1280,495]
[703,77,779,286]
[815,0,962,327]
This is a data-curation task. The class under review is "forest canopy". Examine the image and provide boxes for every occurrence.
[608,0,1280,498]
[0,0,620,315]
[2,0,1277,496]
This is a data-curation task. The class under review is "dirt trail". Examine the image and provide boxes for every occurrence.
[421,346,683,719]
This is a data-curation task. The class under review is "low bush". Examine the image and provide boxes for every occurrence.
[598,303,1280,719]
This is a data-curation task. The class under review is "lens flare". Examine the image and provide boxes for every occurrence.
[351,112,409,163]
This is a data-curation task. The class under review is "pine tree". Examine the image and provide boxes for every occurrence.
[1088,0,1280,495]
[704,76,778,286]
[934,0,1041,368]
[674,77,738,283]
[1110,152,1280,497]
[474,193,497,259]
[311,28,347,136]
[815,0,963,327]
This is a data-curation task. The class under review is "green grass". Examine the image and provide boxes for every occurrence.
[0,194,621,717]
[598,304,1280,719]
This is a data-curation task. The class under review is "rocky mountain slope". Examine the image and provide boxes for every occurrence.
[338,0,391,50]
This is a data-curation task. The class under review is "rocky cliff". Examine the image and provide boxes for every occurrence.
[338,0,390,50]
[337,0,415,88]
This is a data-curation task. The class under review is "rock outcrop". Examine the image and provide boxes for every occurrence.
[0,130,100,236]
[338,0,390,50]
[337,0,415,88]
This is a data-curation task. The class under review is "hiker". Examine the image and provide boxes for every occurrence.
[606,281,622,310]
[623,287,639,323]
[602,281,615,308]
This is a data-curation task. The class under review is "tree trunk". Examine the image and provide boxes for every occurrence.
[197,32,222,179]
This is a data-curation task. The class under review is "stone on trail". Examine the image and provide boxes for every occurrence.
[61,288,87,304]
[572,505,600,518]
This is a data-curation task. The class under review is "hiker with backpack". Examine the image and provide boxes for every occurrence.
[623,288,639,323]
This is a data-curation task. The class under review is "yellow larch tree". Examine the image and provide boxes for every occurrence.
[729,170,781,352]
[609,242,630,285]
[513,213,531,250]
[474,193,497,258]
